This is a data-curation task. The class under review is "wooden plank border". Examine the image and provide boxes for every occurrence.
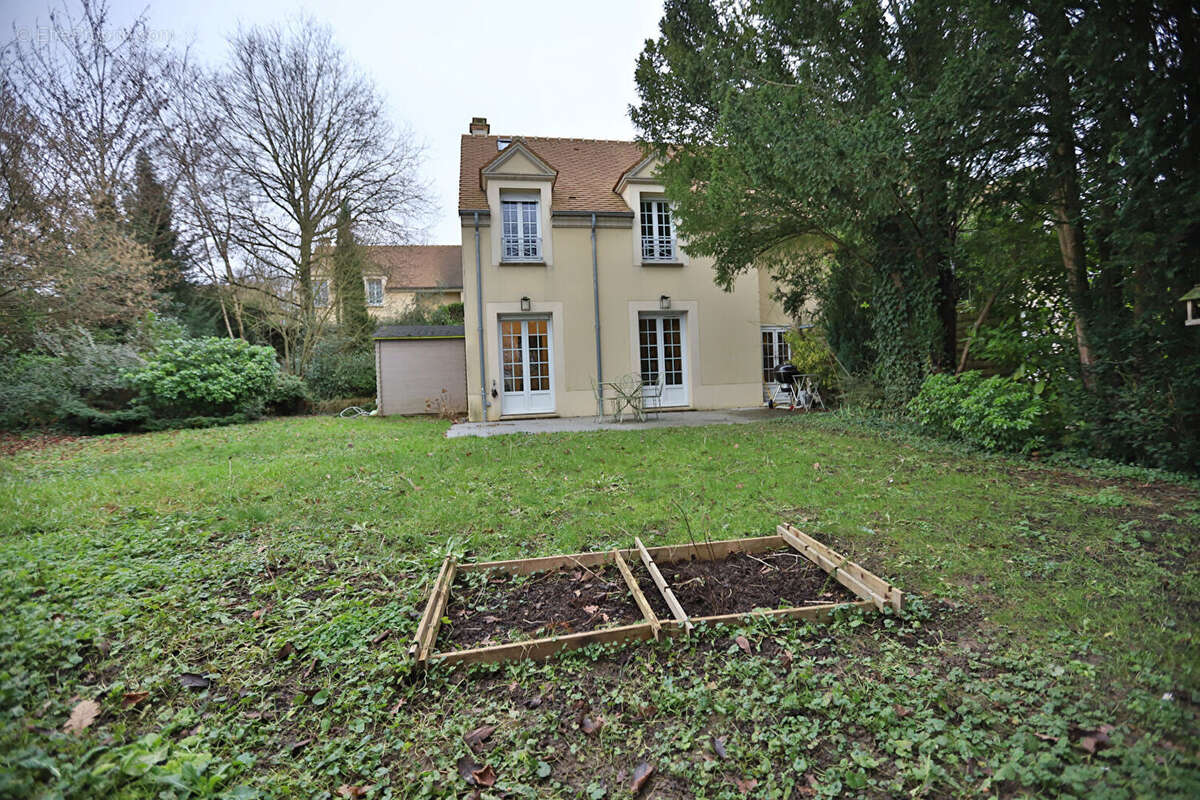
[614,549,661,638]
[409,556,453,659]
[635,537,693,632]
[414,531,902,668]
[429,620,665,667]
[779,525,902,612]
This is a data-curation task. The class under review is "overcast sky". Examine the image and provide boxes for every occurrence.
[3,0,666,243]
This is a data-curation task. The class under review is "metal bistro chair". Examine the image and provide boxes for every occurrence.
[590,376,610,423]
[639,373,664,420]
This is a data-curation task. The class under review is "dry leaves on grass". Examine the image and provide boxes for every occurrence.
[463,724,496,754]
[121,691,149,709]
[735,635,752,654]
[631,761,654,794]
[335,785,366,798]
[581,716,604,736]
[63,699,100,734]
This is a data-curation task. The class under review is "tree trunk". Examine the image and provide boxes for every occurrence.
[1037,7,1096,383]
[957,292,996,375]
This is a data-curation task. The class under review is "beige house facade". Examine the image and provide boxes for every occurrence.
[315,245,463,320]
[458,118,803,423]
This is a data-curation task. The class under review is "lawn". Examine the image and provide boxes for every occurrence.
[0,414,1197,798]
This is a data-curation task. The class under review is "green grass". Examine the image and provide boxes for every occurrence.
[0,414,1196,798]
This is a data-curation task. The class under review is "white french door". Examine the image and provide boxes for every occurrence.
[761,326,791,402]
[499,316,554,415]
[638,313,688,407]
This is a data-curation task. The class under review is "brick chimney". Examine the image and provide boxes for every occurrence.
[468,117,490,136]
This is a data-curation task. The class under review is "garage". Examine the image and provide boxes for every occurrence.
[373,325,467,416]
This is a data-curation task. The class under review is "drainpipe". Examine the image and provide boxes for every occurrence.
[591,212,603,416]
[473,211,489,420]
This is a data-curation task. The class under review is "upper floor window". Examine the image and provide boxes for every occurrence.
[365,277,384,306]
[640,198,676,262]
[501,194,541,262]
[313,279,330,307]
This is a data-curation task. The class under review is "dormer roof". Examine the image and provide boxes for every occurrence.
[459,133,650,213]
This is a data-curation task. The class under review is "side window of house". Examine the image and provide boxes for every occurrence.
[365,277,384,306]
[640,197,675,261]
[501,194,540,261]
[313,279,330,307]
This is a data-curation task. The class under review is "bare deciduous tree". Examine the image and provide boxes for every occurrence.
[1,0,168,334]
[205,18,431,371]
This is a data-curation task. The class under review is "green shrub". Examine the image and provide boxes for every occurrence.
[785,329,842,398]
[0,328,143,431]
[266,372,311,416]
[125,337,279,418]
[908,371,1046,453]
[305,336,375,400]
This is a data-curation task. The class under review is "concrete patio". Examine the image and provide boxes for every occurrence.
[446,406,790,438]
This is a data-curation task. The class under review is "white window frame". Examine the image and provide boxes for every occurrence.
[639,197,677,262]
[364,276,384,307]
[500,193,542,262]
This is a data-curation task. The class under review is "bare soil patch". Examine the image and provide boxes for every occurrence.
[656,550,857,617]
[439,564,646,650]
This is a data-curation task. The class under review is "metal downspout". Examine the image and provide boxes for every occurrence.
[591,212,603,416]
[473,212,489,420]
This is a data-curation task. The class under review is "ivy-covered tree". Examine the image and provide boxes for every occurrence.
[332,201,371,344]
[632,0,1030,394]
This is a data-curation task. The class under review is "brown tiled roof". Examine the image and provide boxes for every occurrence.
[364,245,462,290]
[459,134,648,213]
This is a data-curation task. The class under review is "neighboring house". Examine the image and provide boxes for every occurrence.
[458,117,804,423]
[314,245,463,319]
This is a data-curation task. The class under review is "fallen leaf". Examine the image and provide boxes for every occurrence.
[277,642,296,661]
[121,691,149,709]
[1033,732,1060,742]
[251,606,269,620]
[179,673,211,690]
[335,785,367,798]
[464,724,496,753]
[471,764,497,787]
[371,629,391,645]
[302,657,318,680]
[581,716,603,736]
[63,699,99,734]
[457,754,479,784]
[631,761,654,794]
[779,650,794,669]
[482,615,501,624]
[894,704,913,718]
[290,737,312,753]
[389,698,406,714]
[735,635,751,654]
[713,736,728,759]
[735,777,758,794]
[582,605,600,615]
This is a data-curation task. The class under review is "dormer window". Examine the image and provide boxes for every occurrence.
[501,193,541,262]
[640,198,676,262]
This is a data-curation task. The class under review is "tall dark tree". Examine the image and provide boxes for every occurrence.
[632,0,1030,395]
[332,200,371,344]
[126,149,184,292]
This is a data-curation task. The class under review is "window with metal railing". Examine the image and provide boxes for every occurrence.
[501,196,541,261]
[640,198,676,262]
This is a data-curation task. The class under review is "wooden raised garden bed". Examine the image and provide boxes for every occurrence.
[410,525,903,668]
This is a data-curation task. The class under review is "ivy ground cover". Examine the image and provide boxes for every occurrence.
[0,415,1197,798]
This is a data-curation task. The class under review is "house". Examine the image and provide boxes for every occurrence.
[457,117,802,422]
[314,245,463,319]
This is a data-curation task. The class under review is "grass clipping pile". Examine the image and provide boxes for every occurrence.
[410,525,903,668]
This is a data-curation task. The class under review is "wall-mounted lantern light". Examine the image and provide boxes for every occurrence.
[520,296,532,312]
[1182,285,1200,327]
[659,294,671,311]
